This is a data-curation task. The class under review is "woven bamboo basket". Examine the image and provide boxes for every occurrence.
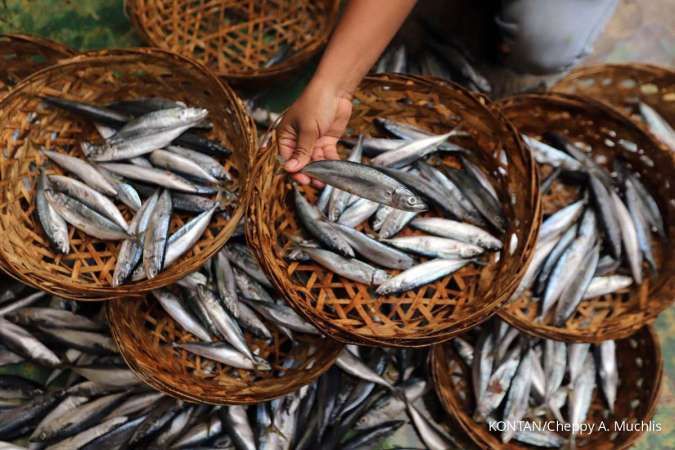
[107,294,343,404]
[246,74,541,347]
[553,64,674,152]
[125,0,340,83]
[431,325,663,450]
[0,34,75,100]
[498,93,675,342]
[0,48,256,300]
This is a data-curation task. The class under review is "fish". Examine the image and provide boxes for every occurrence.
[475,345,520,421]
[530,347,546,399]
[168,414,222,448]
[583,275,633,299]
[42,150,117,196]
[568,353,595,444]
[243,299,319,335]
[336,348,394,391]
[333,224,416,269]
[300,160,428,212]
[567,343,591,384]
[30,395,89,442]
[595,340,618,413]
[376,258,470,295]
[452,337,474,367]
[36,169,69,254]
[301,246,389,286]
[153,289,211,341]
[627,173,666,239]
[543,340,567,410]
[406,402,455,450]
[545,132,613,186]
[97,168,142,211]
[293,187,354,257]
[625,179,657,272]
[264,42,292,68]
[460,156,499,202]
[38,328,117,354]
[588,175,622,259]
[73,365,140,387]
[166,145,230,181]
[214,251,239,318]
[103,391,164,420]
[222,244,272,289]
[45,191,129,240]
[0,317,61,367]
[236,302,272,340]
[48,174,129,231]
[554,244,600,325]
[174,342,269,371]
[540,167,562,195]
[356,378,428,429]
[522,135,583,171]
[0,392,62,440]
[150,406,195,448]
[220,406,256,450]
[611,189,643,283]
[389,44,407,73]
[233,267,275,304]
[512,427,565,448]
[337,198,380,228]
[538,199,585,242]
[7,307,100,331]
[159,205,217,270]
[427,39,491,92]
[79,415,146,450]
[316,184,334,213]
[378,209,418,239]
[638,102,675,151]
[112,191,160,286]
[381,235,484,259]
[444,167,505,233]
[501,349,534,443]
[0,291,47,317]
[150,149,219,184]
[510,235,563,301]
[536,223,578,294]
[472,329,494,405]
[370,130,458,168]
[99,163,198,193]
[410,217,501,250]
[142,190,172,279]
[340,420,405,450]
[328,136,364,220]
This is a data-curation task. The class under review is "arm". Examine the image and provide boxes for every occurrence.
[278,0,417,185]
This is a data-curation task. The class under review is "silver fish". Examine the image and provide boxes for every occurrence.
[112,191,159,286]
[221,406,256,450]
[406,402,454,450]
[568,343,591,384]
[472,329,494,405]
[583,275,633,299]
[522,135,583,171]
[638,102,675,151]
[301,160,428,212]
[174,342,270,371]
[0,291,47,317]
[530,347,546,399]
[510,235,560,301]
[153,289,211,341]
[103,391,164,420]
[568,353,595,443]
[151,406,195,448]
[142,190,172,279]
[36,169,69,253]
[0,317,61,367]
[452,337,473,367]
[554,244,600,325]
[293,187,354,257]
[410,217,502,250]
[389,44,407,73]
[377,258,469,295]
[244,299,319,335]
[97,167,142,211]
[337,197,380,228]
[336,348,394,391]
[31,396,89,441]
[536,223,578,293]
[316,184,334,213]
[232,267,275,304]
[378,209,418,239]
[538,199,585,242]
[356,379,428,429]
[501,348,534,443]
[170,415,222,448]
[214,250,239,317]
[595,340,618,413]
[625,179,657,272]
[475,345,520,421]
[45,191,129,240]
[39,327,117,354]
[329,137,364,220]
[150,149,218,183]
[162,205,216,268]
[8,307,101,331]
[381,235,484,258]
[333,223,416,269]
[301,246,389,286]
[628,173,665,239]
[512,427,565,448]
[460,156,500,202]
[223,244,272,289]
[47,416,128,450]
[100,163,198,193]
[237,302,272,340]
[589,175,622,258]
[373,205,393,231]
[48,175,128,231]
[370,131,458,168]
[43,150,117,195]
[611,189,642,283]
[543,340,567,406]
[73,366,139,387]
[167,145,230,181]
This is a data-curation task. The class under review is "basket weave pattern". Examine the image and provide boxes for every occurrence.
[431,326,663,450]
[126,0,340,81]
[247,75,540,347]
[0,49,255,300]
[498,93,675,342]
[108,295,343,404]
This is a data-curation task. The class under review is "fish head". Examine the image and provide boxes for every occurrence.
[180,107,210,123]
[392,187,427,212]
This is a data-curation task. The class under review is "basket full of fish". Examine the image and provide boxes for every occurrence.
[553,63,674,154]
[247,74,540,347]
[107,236,343,405]
[0,48,255,300]
[498,93,675,342]
[431,319,663,450]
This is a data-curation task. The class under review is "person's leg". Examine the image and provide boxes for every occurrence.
[497,0,619,75]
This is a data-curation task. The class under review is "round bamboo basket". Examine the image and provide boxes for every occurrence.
[498,93,675,342]
[553,64,674,152]
[0,48,256,300]
[0,34,75,100]
[125,0,340,83]
[107,294,343,404]
[431,325,663,450]
[247,74,541,347]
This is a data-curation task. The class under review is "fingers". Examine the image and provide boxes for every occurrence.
[276,118,297,163]
[321,137,341,161]
[284,124,318,173]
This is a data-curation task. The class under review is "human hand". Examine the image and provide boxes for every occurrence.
[277,80,353,186]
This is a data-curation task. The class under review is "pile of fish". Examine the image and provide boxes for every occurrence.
[455,320,619,447]
[633,102,675,152]
[511,131,666,325]
[288,119,506,296]
[0,271,459,449]
[33,96,236,286]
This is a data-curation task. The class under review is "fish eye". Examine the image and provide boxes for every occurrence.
[407,197,417,205]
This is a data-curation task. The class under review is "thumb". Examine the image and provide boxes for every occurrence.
[285,126,318,172]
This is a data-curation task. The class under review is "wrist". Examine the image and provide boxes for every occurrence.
[309,69,357,101]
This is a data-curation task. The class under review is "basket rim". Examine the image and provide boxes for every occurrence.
[0,47,257,300]
[125,0,341,81]
[246,74,542,347]
[106,298,344,405]
[0,33,76,57]
[430,324,664,450]
[496,91,675,343]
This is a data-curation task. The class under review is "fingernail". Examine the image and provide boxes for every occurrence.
[285,159,298,170]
